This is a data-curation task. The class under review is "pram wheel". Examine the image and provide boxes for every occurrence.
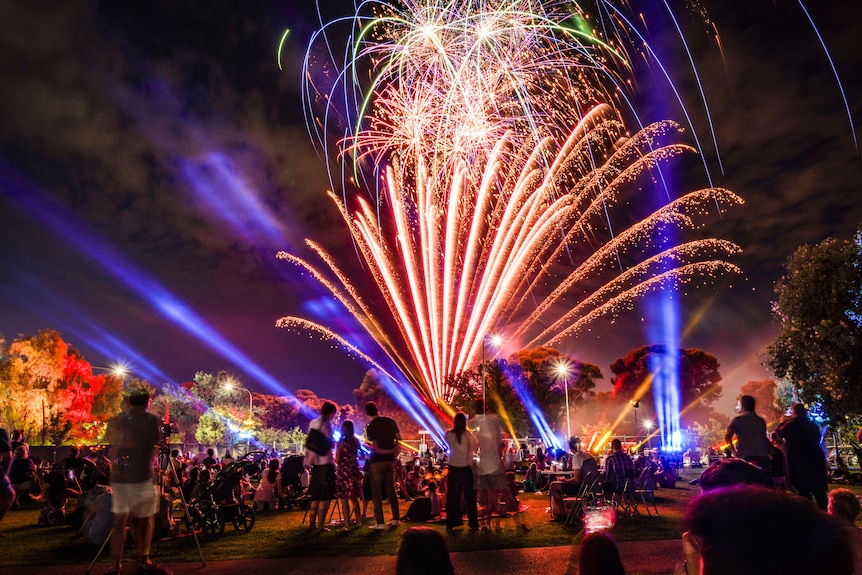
[200,508,225,540]
[232,504,255,532]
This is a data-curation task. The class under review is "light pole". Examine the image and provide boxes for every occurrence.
[553,360,573,441]
[631,400,640,440]
[643,419,654,450]
[481,334,503,415]
[224,381,253,454]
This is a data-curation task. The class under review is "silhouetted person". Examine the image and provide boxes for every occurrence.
[725,395,770,470]
[577,531,626,575]
[682,485,852,575]
[775,403,828,509]
[395,526,454,575]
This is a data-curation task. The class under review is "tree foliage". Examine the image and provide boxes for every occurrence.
[0,330,124,444]
[610,344,723,428]
[768,233,862,422]
[738,380,783,425]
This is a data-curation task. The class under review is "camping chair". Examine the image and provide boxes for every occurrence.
[562,470,602,527]
[633,466,659,516]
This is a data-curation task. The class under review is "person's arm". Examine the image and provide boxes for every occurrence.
[725,424,737,455]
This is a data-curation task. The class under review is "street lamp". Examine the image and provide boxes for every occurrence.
[630,400,640,439]
[93,364,128,379]
[553,360,573,441]
[223,381,253,454]
[481,334,503,415]
[643,419,654,449]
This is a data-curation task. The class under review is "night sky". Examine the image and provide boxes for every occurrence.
[1,1,860,417]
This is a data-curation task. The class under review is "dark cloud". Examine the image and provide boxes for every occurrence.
[0,1,859,414]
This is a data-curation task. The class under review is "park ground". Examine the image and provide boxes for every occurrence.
[2,468,859,575]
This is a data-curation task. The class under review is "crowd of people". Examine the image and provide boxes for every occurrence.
[3,392,862,575]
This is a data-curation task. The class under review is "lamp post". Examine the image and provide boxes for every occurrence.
[643,419,654,450]
[553,361,573,441]
[481,334,503,415]
[224,381,253,454]
[631,400,640,440]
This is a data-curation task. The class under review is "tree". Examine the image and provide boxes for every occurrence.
[768,233,862,423]
[352,369,420,438]
[610,344,723,428]
[738,380,783,425]
[507,347,602,438]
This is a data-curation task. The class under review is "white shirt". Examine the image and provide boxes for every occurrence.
[473,415,504,475]
[445,429,478,468]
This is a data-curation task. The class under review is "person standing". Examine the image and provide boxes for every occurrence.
[473,408,506,531]
[725,395,771,470]
[444,412,479,532]
[335,420,363,529]
[364,401,402,529]
[776,403,828,509]
[104,386,165,575]
[305,401,337,531]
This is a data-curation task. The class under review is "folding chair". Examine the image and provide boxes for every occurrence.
[562,471,602,526]
[633,466,659,516]
[614,469,640,517]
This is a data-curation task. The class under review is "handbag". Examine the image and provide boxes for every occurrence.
[304,427,332,456]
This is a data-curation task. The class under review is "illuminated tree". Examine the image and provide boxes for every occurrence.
[738,380,783,425]
[352,369,420,438]
[610,344,723,428]
[195,411,226,446]
[0,330,123,444]
[768,232,862,422]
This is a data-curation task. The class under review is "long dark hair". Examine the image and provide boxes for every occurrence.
[452,413,467,444]
[340,419,357,449]
[266,458,279,483]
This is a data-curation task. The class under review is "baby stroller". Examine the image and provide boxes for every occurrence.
[279,455,309,509]
[186,451,264,540]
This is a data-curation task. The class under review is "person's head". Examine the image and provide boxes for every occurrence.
[577,532,626,575]
[683,485,853,575]
[268,458,280,471]
[697,458,774,492]
[365,401,379,417]
[341,419,355,441]
[739,395,756,413]
[321,401,336,420]
[171,449,180,458]
[395,526,454,575]
[610,438,622,453]
[792,403,808,418]
[14,444,28,459]
[200,469,212,483]
[453,412,467,433]
[207,448,215,457]
[127,387,151,408]
[569,436,581,452]
[187,467,200,482]
[427,480,437,493]
[828,488,861,525]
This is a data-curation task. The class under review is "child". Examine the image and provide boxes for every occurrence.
[426,480,441,518]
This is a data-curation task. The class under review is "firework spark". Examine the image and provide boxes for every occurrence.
[286,1,742,406]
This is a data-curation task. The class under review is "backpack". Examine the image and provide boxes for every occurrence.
[403,496,432,522]
[305,427,333,456]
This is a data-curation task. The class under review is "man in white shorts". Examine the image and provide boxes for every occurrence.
[105,386,163,575]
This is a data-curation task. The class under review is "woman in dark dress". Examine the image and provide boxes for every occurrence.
[335,420,363,529]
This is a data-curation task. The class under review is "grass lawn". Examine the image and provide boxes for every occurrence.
[14,468,859,569]
[0,468,707,569]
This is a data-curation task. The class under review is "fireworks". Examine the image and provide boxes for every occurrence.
[286,1,742,405]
